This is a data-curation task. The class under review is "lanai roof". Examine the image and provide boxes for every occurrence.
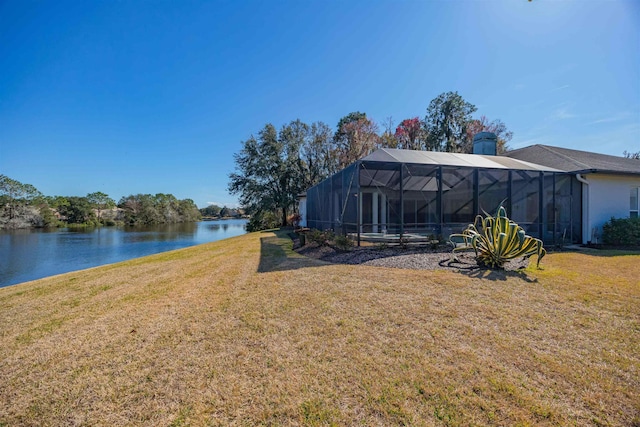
[361,148,561,172]
[356,148,561,191]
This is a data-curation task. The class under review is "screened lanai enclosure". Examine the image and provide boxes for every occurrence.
[305,148,582,245]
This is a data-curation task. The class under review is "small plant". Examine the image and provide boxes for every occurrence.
[556,228,567,250]
[427,234,439,250]
[333,234,353,251]
[288,213,302,228]
[307,229,323,245]
[449,204,546,269]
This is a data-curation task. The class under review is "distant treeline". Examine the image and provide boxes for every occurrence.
[0,174,201,229]
[199,204,244,219]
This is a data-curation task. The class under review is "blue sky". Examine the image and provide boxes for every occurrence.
[1,0,638,208]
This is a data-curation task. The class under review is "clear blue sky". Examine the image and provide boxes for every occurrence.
[1,0,638,208]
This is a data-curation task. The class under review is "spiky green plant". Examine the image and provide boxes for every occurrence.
[449,205,546,269]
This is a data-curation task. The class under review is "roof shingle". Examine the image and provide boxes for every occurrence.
[504,145,640,175]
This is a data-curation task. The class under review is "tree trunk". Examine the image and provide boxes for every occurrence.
[282,207,288,227]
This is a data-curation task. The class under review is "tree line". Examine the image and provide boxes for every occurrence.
[199,204,244,219]
[229,91,513,231]
[0,175,200,230]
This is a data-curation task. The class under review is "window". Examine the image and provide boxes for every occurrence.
[631,187,639,218]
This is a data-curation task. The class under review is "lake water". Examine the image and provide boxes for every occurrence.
[0,219,247,288]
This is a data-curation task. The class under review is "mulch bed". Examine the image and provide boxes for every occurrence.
[292,237,530,272]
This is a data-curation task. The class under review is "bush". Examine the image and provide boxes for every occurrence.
[306,229,323,245]
[307,229,335,246]
[305,229,353,251]
[246,210,281,232]
[602,217,640,246]
[288,213,301,228]
[333,234,354,251]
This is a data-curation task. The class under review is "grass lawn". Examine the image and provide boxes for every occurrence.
[0,230,638,426]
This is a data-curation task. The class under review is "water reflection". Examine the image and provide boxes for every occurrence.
[123,222,199,243]
[121,222,199,243]
[0,219,247,288]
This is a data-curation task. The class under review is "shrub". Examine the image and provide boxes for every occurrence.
[450,204,546,269]
[333,234,354,251]
[288,213,301,228]
[307,229,324,245]
[307,229,335,246]
[305,229,355,251]
[246,210,280,232]
[399,236,410,250]
[602,217,640,246]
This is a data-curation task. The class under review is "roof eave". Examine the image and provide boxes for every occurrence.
[574,169,640,177]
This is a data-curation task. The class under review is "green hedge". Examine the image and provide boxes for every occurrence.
[602,217,640,246]
[246,210,280,232]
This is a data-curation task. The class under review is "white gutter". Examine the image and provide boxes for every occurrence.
[575,174,589,244]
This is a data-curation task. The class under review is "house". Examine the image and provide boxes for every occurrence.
[302,133,640,245]
[303,134,583,245]
[505,144,640,244]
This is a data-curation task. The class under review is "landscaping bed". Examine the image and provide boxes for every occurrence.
[294,239,531,272]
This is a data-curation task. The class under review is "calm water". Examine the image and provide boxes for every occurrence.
[0,219,247,288]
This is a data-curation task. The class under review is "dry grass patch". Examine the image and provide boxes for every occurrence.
[0,230,638,426]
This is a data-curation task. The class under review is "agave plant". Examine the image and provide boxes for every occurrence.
[449,205,546,269]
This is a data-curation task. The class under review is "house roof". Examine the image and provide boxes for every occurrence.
[504,144,640,176]
[361,148,561,172]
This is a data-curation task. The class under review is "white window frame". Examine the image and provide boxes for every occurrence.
[631,187,639,218]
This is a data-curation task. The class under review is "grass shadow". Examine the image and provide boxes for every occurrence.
[460,267,538,283]
[257,230,327,273]
[439,258,538,283]
[573,248,640,257]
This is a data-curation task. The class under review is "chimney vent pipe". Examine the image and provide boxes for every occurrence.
[473,132,497,155]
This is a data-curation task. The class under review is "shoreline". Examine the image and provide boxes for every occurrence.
[0,219,248,288]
